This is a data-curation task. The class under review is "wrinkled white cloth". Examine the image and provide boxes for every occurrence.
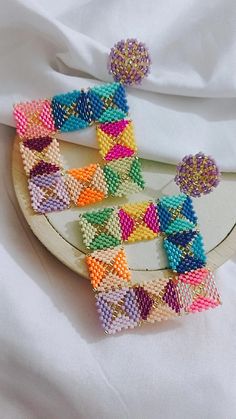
[1,1,236,418]
[0,124,236,418]
[0,0,236,170]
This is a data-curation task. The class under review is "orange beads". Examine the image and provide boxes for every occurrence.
[66,163,108,207]
[86,247,131,291]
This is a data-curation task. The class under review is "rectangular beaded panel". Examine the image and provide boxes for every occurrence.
[96,119,137,161]
[65,164,108,207]
[14,83,129,139]
[79,201,160,250]
[86,247,131,291]
[28,172,70,214]
[79,208,122,250]
[79,196,200,250]
[19,136,62,177]
[95,268,221,334]
[19,135,69,214]
[19,139,145,212]
[163,230,207,273]
[103,156,145,197]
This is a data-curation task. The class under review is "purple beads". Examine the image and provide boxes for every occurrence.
[175,152,221,197]
[108,39,151,86]
[28,172,70,214]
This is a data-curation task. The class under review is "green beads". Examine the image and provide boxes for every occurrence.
[79,208,122,250]
[103,157,145,197]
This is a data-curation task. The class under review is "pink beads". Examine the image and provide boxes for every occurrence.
[14,99,55,139]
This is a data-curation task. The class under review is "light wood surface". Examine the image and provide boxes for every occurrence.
[12,135,236,281]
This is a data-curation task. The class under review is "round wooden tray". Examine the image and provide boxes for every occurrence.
[12,135,236,281]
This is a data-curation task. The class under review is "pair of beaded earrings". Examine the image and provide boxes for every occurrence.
[14,39,221,334]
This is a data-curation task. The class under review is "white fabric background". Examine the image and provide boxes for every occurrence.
[0,1,236,418]
[0,0,236,170]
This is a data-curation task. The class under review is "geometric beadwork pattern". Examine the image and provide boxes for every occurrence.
[96,119,137,161]
[95,287,142,333]
[177,268,221,313]
[163,230,207,273]
[86,247,131,291]
[51,90,92,132]
[28,172,70,214]
[95,269,221,334]
[118,201,160,242]
[79,194,221,334]
[18,134,145,211]
[79,201,160,248]
[79,196,198,249]
[157,194,198,234]
[88,83,129,123]
[19,136,62,177]
[65,164,108,207]
[103,157,145,197]
[13,99,55,139]
[14,83,129,139]
[14,83,222,335]
[79,208,122,250]
[14,82,146,214]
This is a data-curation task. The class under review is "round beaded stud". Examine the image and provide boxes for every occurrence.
[175,152,221,197]
[108,38,151,86]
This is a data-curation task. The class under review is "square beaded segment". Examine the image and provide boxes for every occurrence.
[88,83,129,123]
[14,99,55,139]
[157,194,198,234]
[118,201,160,243]
[96,119,137,161]
[95,268,221,334]
[164,230,207,273]
[19,136,62,177]
[65,163,108,207]
[103,156,145,197]
[28,172,70,214]
[79,208,122,250]
[86,247,131,291]
[51,90,92,132]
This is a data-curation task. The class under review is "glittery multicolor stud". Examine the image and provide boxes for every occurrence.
[175,152,221,197]
[108,39,151,86]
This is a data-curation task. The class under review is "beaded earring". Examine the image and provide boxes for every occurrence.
[14,82,145,213]
[108,38,151,86]
[13,38,222,335]
[81,193,221,334]
[175,152,221,197]
[14,38,152,213]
